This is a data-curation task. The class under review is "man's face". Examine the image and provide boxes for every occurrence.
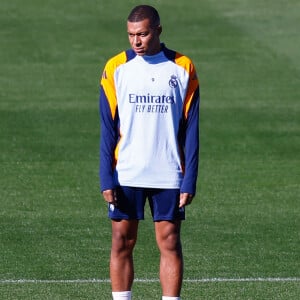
[127,18,162,56]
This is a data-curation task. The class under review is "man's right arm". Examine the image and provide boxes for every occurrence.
[99,61,119,193]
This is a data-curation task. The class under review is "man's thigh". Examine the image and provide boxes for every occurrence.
[108,186,147,220]
[148,188,185,221]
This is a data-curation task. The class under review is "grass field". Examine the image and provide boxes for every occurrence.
[0,0,299,299]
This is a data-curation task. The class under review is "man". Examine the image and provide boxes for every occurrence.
[99,5,200,300]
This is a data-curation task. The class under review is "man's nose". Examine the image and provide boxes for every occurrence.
[134,35,141,45]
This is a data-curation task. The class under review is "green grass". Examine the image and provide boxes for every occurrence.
[0,0,299,299]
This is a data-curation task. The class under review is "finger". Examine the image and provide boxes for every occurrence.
[102,189,116,204]
[179,193,193,208]
[179,194,188,208]
[111,190,118,206]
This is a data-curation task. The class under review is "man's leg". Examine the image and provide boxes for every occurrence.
[155,220,183,297]
[110,219,139,292]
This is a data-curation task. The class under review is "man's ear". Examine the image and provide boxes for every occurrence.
[157,25,162,36]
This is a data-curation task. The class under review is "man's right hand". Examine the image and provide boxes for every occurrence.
[102,189,117,205]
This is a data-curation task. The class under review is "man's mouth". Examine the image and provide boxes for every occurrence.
[134,48,144,54]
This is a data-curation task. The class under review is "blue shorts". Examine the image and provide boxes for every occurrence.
[108,186,185,221]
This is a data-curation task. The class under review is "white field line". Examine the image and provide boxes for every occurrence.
[1,277,300,284]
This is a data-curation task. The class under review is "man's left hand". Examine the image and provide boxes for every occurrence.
[179,193,194,208]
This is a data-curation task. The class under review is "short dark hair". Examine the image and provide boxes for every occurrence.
[127,5,160,27]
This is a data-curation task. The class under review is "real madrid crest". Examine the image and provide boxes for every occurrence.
[169,75,178,88]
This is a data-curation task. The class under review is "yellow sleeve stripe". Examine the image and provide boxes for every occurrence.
[175,53,199,119]
[100,51,127,119]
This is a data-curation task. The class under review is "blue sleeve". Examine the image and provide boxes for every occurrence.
[99,87,118,192]
[180,87,200,195]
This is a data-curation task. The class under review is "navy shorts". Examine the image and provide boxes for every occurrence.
[108,186,185,221]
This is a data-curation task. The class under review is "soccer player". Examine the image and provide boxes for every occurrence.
[99,5,200,300]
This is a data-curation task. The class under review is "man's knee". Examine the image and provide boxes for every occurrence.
[112,232,137,255]
[111,220,138,254]
[155,221,182,252]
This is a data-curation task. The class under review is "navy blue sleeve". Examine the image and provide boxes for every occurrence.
[180,87,200,195]
[99,87,118,192]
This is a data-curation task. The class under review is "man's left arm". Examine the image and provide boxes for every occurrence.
[180,69,200,198]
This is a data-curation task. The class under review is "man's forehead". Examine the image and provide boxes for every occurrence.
[127,19,151,33]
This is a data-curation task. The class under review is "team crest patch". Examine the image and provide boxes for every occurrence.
[169,75,178,88]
